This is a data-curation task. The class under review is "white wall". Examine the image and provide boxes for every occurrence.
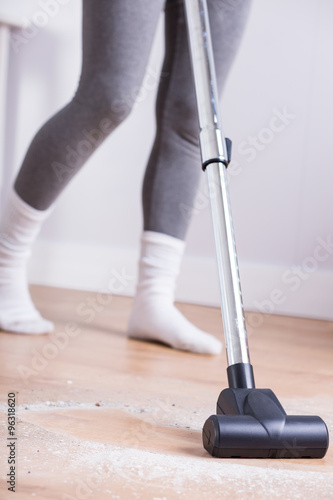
[1,0,333,320]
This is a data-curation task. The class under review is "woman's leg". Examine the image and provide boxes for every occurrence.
[0,0,164,334]
[143,0,252,238]
[129,0,252,354]
[14,0,164,209]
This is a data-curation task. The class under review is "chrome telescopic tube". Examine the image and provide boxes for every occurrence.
[184,0,250,366]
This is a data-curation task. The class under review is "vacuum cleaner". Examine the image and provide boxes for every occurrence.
[184,0,329,458]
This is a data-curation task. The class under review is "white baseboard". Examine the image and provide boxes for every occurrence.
[29,239,333,321]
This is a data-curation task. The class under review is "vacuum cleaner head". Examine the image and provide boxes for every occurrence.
[203,388,329,458]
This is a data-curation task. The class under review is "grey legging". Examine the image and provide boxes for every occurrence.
[14,0,251,240]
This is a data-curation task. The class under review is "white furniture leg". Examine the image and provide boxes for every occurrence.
[0,16,25,201]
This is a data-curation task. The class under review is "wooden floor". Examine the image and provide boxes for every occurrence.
[0,285,332,500]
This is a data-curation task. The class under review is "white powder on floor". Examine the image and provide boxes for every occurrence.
[5,395,332,500]
[15,419,333,500]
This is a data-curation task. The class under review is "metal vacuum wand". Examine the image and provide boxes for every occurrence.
[184,0,253,387]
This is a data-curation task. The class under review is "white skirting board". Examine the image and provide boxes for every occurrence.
[28,239,333,321]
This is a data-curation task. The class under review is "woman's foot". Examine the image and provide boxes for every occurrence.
[127,231,222,355]
[0,270,54,334]
[0,189,54,334]
[128,298,222,354]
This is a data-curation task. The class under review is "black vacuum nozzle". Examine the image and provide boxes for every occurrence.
[203,387,329,458]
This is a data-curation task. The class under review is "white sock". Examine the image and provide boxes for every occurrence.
[128,231,222,355]
[0,189,54,334]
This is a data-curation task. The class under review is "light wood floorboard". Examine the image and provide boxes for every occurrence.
[0,285,332,499]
